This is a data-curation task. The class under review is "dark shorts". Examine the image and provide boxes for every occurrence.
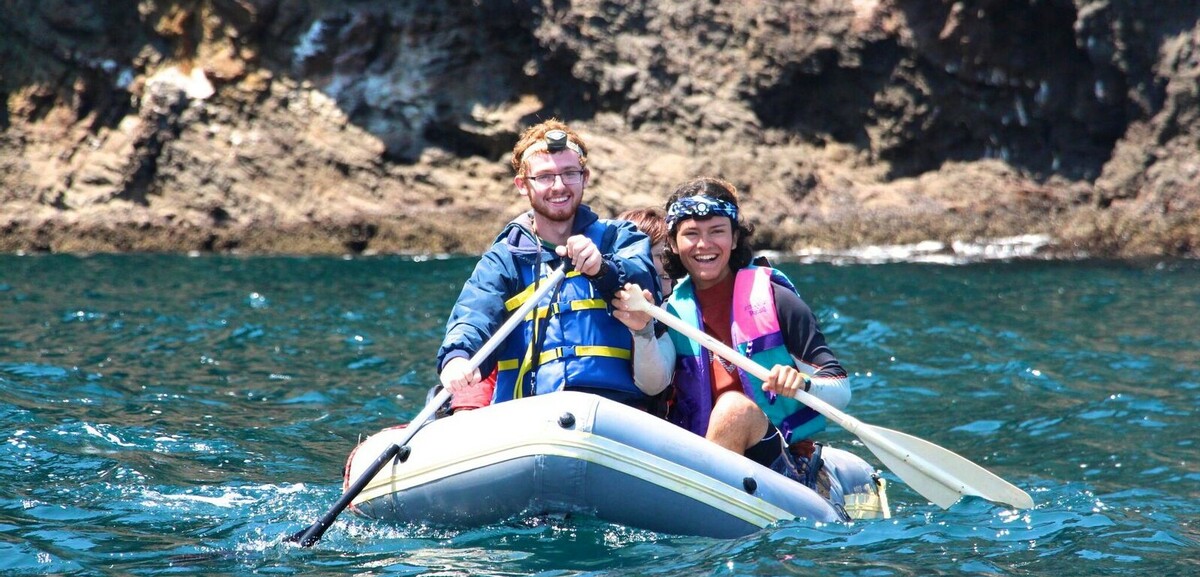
[744,422,787,468]
[750,430,831,498]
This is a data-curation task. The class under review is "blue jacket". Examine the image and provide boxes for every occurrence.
[437,205,658,395]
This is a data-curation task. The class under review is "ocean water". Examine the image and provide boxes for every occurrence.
[1,254,1196,576]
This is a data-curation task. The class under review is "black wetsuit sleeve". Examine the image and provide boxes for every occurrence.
[772,280,847,379]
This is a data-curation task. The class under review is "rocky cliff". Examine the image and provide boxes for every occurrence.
[2,0,1197,258]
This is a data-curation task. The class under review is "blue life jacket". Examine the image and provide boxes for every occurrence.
[492,219,641,402]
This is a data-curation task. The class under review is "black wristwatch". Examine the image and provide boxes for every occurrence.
[586,260,610,280]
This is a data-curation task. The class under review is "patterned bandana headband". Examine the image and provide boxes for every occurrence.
[665,195,739,230]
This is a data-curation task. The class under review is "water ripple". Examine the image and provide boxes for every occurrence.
[1,256,1197,575]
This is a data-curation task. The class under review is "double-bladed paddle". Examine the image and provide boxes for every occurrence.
[621,288,1034,510]
[287,265,569,547]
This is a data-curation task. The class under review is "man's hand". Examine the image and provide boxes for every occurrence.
[439,356,481,394]
[555,235,603,277]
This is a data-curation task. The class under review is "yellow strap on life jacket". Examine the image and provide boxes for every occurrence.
[500,271,614,398]
[504,271,585,311]
[522,298,608,321]
[496,345,631,372]
[537,345,631,364]
[498,345,632,398]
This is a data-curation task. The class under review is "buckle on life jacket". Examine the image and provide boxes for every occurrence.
[539,345,631,364]
[523,298,608,321]
[499,345,633,396]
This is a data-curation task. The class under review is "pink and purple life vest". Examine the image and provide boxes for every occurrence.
[665,266,825,443]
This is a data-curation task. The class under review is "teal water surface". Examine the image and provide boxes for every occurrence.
[1,255,1196,576]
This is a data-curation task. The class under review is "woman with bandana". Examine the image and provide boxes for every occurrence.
[612,177,850,484]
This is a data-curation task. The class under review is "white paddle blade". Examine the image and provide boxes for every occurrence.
[861,424,1035,510]
[637,288,1035,511]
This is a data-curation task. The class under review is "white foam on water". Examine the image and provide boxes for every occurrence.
[794,234,1055,264]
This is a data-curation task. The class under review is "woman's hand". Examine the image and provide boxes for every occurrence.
[762,365,810,397]
[611,283,654,333]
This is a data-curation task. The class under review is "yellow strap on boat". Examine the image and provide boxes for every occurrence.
[505,271,585,311]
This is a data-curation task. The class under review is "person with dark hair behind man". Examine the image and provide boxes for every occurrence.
[616,207,676,415]
[617,207,673,299]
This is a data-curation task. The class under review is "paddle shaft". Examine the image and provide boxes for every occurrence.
[289,266,569,547]
[289,390,448,547]
[635,297,1032,510]
[642,310,959,494]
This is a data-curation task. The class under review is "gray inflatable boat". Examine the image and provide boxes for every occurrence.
[346,391,888,538]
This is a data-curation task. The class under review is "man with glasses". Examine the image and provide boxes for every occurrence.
[437,119,666,409]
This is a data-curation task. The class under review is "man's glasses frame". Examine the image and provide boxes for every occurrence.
[524,170,585,188]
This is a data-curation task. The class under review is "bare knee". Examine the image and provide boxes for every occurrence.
[706,392,769,454]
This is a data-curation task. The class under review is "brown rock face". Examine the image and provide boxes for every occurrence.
[1,0,1197,258]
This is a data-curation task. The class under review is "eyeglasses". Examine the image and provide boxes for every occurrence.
[524,170,584,188]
